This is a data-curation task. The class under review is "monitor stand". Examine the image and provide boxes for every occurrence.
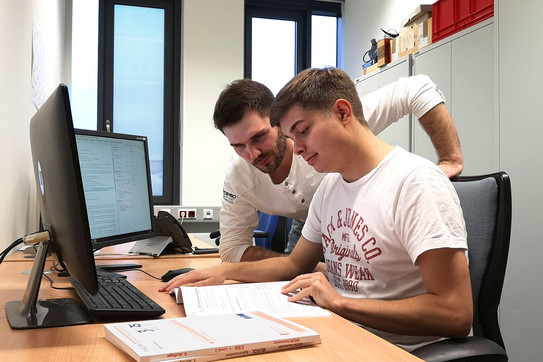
[5,240,92,329]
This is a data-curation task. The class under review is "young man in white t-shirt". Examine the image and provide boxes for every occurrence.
[214,75,463,263]
[161,67,472,351]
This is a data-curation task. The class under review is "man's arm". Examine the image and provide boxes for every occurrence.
[218,182,265,262]
[418,103,463,178]
[240,245,284,261]
[283,248,473,338]
[219,199,286,262]
[362,74,463,178]
[159,236,323,292]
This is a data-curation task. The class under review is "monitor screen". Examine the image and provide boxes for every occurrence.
[75,130,155,250]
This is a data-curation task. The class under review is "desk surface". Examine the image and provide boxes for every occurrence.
[0,256,420,361]
[6,235,219,262]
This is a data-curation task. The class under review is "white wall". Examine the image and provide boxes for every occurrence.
[180,0,240,206]
[497,1,543,360]
[0,0,67,251]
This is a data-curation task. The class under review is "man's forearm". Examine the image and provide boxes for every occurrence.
[241,247,328,280]
[240,245,286,262]
[419,103,463,178]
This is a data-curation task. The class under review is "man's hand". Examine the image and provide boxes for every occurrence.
[280,272,340,310]
[312,261,328,278]
[158,264,230,293]
[438,159,463,179]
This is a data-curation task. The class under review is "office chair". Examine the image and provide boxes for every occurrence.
[253,212,293,252]
[411,172,512,362]
[211,211,292,253]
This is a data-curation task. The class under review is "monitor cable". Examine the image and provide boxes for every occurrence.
[128,268,162,280]
[0,230,51,265]
[43,266,75,290]
[0,238,24,264]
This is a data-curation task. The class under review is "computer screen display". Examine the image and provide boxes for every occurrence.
[75,130,155,250]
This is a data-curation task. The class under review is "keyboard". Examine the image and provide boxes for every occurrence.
[70,273,165,320]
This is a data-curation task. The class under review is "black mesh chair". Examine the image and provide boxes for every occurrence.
[412,172,512,362]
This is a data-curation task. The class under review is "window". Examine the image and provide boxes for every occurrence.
[245,0,341,94]
[71,0,180,205]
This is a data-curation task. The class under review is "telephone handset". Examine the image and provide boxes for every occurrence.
[154,210,193,254]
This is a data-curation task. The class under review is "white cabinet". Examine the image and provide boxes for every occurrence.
[355,18,496,176]
[355,57,412,151]
[413,18,497,175]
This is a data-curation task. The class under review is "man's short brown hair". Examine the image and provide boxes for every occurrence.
[270,67,366,127]
[213,79,275,132]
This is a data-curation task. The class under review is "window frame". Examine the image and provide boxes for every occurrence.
[98,0,181,205]
[244,0,342,78]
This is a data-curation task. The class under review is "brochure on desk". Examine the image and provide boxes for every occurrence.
[104,311,321,362]
[171,281,331,318]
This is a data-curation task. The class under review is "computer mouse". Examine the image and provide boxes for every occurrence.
[161,267,194,282]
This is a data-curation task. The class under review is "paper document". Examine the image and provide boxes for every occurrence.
[172,281,331,318]
[105,311,321,362]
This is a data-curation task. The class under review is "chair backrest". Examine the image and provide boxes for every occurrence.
[254,211,292,252]
[451,172,512,350]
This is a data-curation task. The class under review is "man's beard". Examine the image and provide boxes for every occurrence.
[252,131,287,174]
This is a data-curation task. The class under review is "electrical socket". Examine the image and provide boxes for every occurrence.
[203,209,214,220]
[178,208,197,219]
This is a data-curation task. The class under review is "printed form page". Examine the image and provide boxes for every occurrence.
[174,281,331,318]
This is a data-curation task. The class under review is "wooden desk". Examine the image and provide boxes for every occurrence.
[0,257,421,361]
[5,235,219,262]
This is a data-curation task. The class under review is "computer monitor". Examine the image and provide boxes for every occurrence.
[6,84,98,329]
[74,129,155,250]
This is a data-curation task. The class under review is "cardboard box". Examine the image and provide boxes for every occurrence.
[418,16,432,49]
[402,4,433,28]
[399,12,432,57]
[362,63,379,75]
[377,38,391,67]
[389,37,398,62]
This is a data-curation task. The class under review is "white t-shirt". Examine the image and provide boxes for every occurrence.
[303,146,467,350]
[219,74,447,263]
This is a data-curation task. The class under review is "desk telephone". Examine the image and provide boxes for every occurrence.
[129,211,218,256]
[154,210,193,254]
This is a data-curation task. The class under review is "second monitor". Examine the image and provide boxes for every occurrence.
[75,129,155,250]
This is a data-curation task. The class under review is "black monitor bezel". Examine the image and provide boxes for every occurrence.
[30,84,99,295]
[74,129,156,250]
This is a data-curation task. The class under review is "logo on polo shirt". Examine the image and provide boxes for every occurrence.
[223,190,237,204]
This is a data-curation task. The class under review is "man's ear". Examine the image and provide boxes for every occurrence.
[334,99,353,124]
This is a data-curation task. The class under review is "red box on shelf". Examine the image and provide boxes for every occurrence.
[432,0,494,43]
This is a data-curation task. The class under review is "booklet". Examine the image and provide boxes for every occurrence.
[171,281,331,318]
[104,311,321,362]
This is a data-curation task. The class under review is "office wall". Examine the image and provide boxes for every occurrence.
[497,1,543,360]
[0,0,67,251]
[180,0,240,206]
